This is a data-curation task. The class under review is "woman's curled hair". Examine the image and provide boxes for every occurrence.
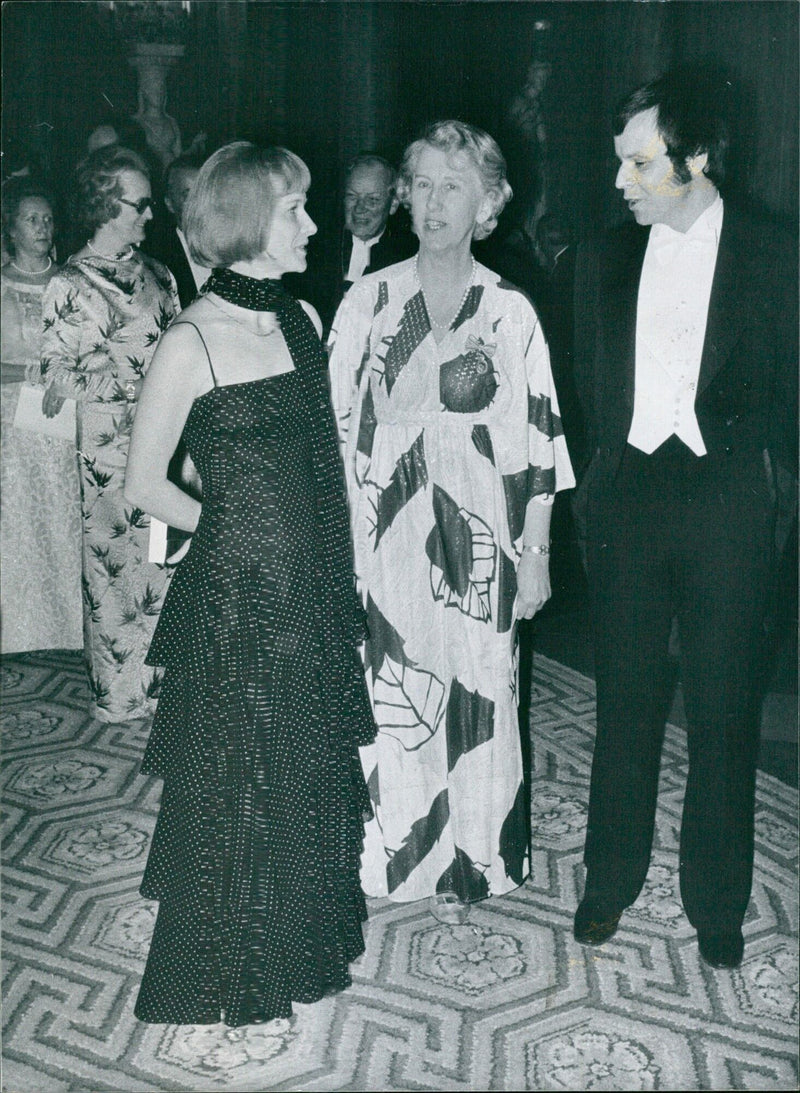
[397,120,513,241]
[73,145,150,236]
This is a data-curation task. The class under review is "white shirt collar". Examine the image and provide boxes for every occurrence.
[650,195,723,248]
[352,231,383,250]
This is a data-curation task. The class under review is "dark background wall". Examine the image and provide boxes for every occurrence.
[3,0,798,246]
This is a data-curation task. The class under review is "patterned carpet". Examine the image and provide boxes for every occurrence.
[2,650,797,1092]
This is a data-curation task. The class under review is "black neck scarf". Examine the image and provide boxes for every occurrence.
[203,267,371,738]
[204,267,327,370]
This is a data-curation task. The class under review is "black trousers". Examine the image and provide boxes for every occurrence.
[584,437,774,931]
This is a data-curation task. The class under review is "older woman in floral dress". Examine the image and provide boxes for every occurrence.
[41,146,178,721]
[329,121,574,922]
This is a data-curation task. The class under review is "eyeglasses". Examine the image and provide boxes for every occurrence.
[345,192,387,212]
[118,196,155,215]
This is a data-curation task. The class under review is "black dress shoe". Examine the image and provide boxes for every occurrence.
[697,929,744,969]
[573,899,624,946]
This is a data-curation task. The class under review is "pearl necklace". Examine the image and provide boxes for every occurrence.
[87,239,135,261]
[415,255,477,331]
[10,257,52,275]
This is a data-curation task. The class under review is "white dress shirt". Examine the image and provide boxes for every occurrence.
[346,232,382,283]
[628,196,724,456]
[176,227,210,292]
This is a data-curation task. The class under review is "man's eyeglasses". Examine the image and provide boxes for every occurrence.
[118,197,155,215]
[345,192,387,212]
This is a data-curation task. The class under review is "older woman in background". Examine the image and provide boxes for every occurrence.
[1,181,82,653]
[125,142,374,1026]
[329,120,574,922]
[41,146,178,721]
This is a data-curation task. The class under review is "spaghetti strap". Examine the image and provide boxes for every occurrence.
[173,321,218,387]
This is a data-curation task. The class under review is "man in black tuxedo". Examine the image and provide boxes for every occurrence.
[145,154,208,307]
[572,68,797,969]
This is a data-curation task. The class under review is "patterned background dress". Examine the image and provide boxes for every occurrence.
[40,251,178,722]
[0,267,83,653]
[329,258,574,904]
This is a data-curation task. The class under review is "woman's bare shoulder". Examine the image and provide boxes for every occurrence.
[298,298,322,338]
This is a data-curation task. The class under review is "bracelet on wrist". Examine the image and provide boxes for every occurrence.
[522,543,551,555]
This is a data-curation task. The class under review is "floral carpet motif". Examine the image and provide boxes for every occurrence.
[2,650,797,1091]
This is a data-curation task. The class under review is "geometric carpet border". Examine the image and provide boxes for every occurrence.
[2,651,797,1092]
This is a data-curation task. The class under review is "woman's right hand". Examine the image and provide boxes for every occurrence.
[42,383,69,418]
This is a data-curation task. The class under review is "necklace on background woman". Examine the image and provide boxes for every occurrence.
[415,254,477,331]
[10,257,52,276]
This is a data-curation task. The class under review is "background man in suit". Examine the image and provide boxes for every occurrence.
[289,153,416,333]
[572,68,797,969]
[341,153,415,288]
[145,153,208,307]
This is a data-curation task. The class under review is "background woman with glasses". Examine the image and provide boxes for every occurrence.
[41,145,179,722]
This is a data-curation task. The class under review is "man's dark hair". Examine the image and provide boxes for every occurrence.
[614,66,730,188]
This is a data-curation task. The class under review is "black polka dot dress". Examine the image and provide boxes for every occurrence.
[134,316,376,1027]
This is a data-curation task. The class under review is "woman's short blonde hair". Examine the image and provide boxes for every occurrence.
[397,120,513,241]
[184,141,310,268]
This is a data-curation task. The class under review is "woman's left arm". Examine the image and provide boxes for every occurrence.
[517,499,553,619]
[125,323,204,532]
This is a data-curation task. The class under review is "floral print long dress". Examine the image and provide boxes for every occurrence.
[41,251,178,722]
[329,259,574,903]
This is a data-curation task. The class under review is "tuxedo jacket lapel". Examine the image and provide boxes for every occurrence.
[598,226,648,440]
[698,210,748,396]
[341,230,354,280]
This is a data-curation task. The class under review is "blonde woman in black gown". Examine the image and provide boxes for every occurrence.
[125,142,375,1026]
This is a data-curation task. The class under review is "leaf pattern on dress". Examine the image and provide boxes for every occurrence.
[374,432,428,546]
[386,788,449,893]
[450,283,484,332]
[498,780,528,885]
[529,391,564,438]
[496,547,517,635]
[372,653,445,752]
[355,381,377,463]
[365,594,414,676]
[436,845,490,901]
[375,290,429,395]
[366,761,381,808]
[426,485,496,622]
[471,424,495,464]
[502,468,528,543]
[83,573,101,624]
[502,462,556,539]
[529,464,556,498]
[374,280,389,316]
[445,678,495,772]
[82,456,114,492]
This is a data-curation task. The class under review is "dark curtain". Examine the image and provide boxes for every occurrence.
[3,1,797,243]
